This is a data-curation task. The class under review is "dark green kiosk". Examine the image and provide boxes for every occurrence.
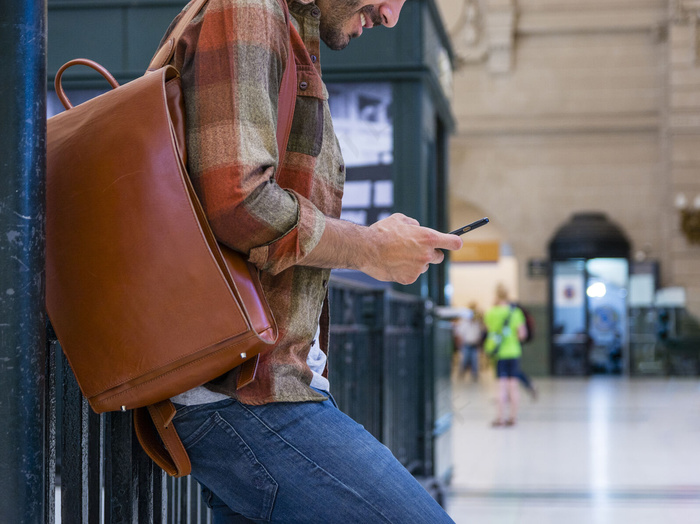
[318,2,457,500]
[320,0,455,305]
[322,0,454,500]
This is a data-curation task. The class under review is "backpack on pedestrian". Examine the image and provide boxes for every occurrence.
[513,303,535,344]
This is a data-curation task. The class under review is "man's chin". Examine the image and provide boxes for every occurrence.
[321,30,355,51]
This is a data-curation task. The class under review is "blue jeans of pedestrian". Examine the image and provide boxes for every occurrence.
[172,390,454,524]
[459,344,479,380]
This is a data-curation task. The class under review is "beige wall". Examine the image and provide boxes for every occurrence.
[437,0,700,318]
[451,257,519,312]
[666,8,700,318]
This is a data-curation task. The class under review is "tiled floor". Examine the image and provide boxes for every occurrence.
[445,374,700,524]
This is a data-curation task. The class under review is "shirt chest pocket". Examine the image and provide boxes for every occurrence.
[286,65,326,158]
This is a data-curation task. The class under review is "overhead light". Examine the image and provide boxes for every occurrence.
[587,282,607,298]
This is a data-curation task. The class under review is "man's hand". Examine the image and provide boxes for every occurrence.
[301,213,463,285]
[361,213,463,284]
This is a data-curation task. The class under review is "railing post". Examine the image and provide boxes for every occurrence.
[0,0,48,522]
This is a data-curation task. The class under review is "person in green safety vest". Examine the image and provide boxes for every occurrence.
[484,284,527,427]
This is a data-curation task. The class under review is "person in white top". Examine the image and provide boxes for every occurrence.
[453,304,485,381]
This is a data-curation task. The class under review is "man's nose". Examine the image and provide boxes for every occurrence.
[378,0,405,28]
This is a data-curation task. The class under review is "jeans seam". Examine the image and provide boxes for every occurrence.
[236,402,394,524]
[172,398,233,421]
[180,412,218,448]
[212,412,278,521]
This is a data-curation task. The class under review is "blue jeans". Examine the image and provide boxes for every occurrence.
[459,344,479,380]
[172,391,454,524]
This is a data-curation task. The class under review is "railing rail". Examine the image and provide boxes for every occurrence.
[46,276,452,522]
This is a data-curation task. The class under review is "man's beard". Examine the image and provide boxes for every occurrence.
[319,1,370,51]
[320,24,353,50]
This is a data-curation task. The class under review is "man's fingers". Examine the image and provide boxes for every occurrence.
[440,232,463,251]
[428,230,463,251]
[431,249,445,265]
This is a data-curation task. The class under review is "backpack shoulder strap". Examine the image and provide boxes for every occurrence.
[148,0,209,71]
[277,18,298,167]
[147,0,297,168]
[500,306,514,335]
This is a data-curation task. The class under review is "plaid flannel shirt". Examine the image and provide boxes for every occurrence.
[166,0,345,404]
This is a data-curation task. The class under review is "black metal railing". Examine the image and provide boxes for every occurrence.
[46,276,453,522]
[48,336,209,524]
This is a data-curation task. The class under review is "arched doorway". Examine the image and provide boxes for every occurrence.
[549,213,631,376]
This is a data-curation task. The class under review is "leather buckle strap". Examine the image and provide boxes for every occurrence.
[133,400,191,477]
[236,354,260,389]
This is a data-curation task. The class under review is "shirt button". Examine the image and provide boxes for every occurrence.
[300,81,308,90]
[311,55,317,63]
[311,7,321,17]
[338,164,345,172]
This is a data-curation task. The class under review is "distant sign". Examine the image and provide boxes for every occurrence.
[528,259,549,278]
[554,275,584,307]
[452,241,499,263]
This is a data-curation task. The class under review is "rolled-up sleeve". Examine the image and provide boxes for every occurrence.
[178,0,326,274]
[247,189,326,272]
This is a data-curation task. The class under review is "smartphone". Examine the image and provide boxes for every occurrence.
[449,217,489,236]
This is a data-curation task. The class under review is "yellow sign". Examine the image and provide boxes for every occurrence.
[451,241,499,263]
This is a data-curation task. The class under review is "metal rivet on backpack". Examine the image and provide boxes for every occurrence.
[299,81,308,90]
[240,352,247,359]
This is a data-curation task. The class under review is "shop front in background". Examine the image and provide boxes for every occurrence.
[549,213,631,376]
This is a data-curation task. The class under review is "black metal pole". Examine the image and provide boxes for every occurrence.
[0,1,48,522]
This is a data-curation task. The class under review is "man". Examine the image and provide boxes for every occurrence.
[163,0,462,521]
[484,284,527,427]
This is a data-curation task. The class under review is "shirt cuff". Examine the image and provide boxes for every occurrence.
[248,190,326,274]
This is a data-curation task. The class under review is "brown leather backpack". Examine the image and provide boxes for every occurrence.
[46,0,297,476]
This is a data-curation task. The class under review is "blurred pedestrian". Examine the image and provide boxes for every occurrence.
[453,302,485,381]
[484,284,527,427]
